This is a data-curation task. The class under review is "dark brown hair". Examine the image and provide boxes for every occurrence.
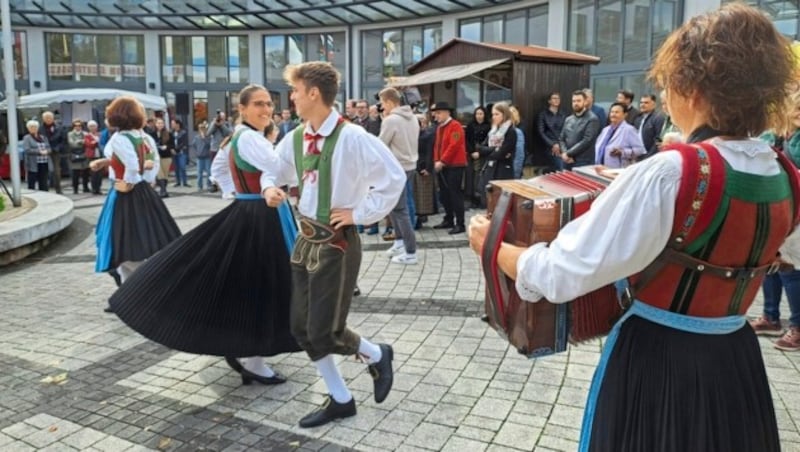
[649,3,796,136]
[284,62,340,107]
[239,84,267,106]
[105,96,145,130]
[264,120,277,138]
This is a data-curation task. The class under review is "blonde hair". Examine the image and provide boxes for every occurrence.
[509,106,521,126]
[492,102,513,124]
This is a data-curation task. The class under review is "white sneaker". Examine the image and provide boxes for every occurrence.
[391,253,418,265]
[385,242,405,257]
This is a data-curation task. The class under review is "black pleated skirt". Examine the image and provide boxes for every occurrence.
[96,181,181,272]
[587,315,780,452]
[109,199,301,357]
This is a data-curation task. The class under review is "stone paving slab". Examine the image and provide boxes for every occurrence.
[2,193,800,451]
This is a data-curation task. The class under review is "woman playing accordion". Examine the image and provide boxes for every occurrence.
[469,4,799,451]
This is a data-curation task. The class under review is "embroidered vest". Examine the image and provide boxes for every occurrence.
[631,142,800,317]
[291,120,346,224]
[109,133,153,179]
[228,129,263,194]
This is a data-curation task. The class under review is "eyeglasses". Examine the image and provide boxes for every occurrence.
[251,100,274,108]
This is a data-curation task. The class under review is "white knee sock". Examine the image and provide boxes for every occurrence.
[394,239,404,247]
[117,261,143,284]
[358,338,382,365]
[313,355,352,404]
[242,357,275,377]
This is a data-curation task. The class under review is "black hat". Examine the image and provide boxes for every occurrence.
[430,101,454,112]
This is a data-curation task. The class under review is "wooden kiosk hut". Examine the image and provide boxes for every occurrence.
[390,38,600,170]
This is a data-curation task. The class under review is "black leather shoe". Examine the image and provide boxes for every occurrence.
[368,344,394,403]
[224,357,286,385]
[433,221,454,229]
[448,225,466,234]
[299,395,356,428]
[353,286,361,297]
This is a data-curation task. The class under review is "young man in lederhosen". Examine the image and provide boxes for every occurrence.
[262,61,406,428]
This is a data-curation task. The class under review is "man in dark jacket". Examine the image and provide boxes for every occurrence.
[555,91,600,169]
[536,91,566,171]
[42,111,66,194]
[634,93,666,160]
[616,89,639,125]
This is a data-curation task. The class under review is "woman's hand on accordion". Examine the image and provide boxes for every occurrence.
[470,214,525,281]
[468,214,490,254]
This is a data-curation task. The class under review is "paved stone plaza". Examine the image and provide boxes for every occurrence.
[2,188,800,451]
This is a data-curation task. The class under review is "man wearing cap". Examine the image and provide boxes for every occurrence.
[431,102,467,234]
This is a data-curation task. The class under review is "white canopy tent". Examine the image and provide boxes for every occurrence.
[0,88,167,111]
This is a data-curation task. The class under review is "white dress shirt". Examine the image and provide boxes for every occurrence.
[104,130,159,184]
[210,125,276,194]
[264,110,406,225]
[516,138,793,303]
[210,142,235,195]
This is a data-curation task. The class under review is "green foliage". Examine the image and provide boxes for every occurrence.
[0,193,4,213]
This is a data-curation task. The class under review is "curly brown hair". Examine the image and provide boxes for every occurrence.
[648,3,796,137]
[105,96,146,131]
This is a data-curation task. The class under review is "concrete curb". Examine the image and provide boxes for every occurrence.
[0,190,74,265]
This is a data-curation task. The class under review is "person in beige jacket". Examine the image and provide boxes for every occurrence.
[378,87,420,265]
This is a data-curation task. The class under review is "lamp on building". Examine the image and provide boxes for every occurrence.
[33,81,40,88]
[148,82,156,89]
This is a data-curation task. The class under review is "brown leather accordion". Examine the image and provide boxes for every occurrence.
[482,169,622,357]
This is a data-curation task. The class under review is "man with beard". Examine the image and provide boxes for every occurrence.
[554,90,600,169]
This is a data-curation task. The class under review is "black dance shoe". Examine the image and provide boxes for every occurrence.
[448,225,466,234]
[224,357,286,386]
[368,344,394,403]
[432,221,454,229]
[298,395,356,428]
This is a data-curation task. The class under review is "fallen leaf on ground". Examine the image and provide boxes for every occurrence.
[288,441,300,448]
[48,426,58,433]
[157,437,172,450]
[40,373,68,385]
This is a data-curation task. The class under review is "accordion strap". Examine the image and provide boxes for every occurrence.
[482,190,514,329]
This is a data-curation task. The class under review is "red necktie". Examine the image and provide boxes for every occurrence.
[304,132,322,155]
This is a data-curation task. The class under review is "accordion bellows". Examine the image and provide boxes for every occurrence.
[482,171,622,358]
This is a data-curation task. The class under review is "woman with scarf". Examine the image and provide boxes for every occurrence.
[474,102,516,206]
[465,106,491,207]
[594,102,646,168]
[108,84,301,385]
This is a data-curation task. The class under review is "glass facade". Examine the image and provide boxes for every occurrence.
[263,32,346,110]
[1,31,27,84]
[46,33,145,83]
[459,5,549,46]
[161,35,249,85]
[724,0,799,39]
[567,0,681,105]
[361,23,442,99]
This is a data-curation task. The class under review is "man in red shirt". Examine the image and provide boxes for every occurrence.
[431,102,467,234]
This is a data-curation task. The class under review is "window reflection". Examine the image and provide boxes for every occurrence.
[161,36,250,85]
[1,32,28,81]
[47,33,144,83]
[459,6,550,46]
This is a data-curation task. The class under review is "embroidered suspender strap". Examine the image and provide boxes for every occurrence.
[292,121,346,224]
[119,133,151,175]
[624,144,727,303]
[230,129,255,193]
[292,126,305,193]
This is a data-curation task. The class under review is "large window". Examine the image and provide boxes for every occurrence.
[264,33,346,110]
[723,0,799,39]
[47,33,144,82]
[568,0,681,105]
[361,24,442,98]
[458,5,549,46]
[161,36,249,85]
